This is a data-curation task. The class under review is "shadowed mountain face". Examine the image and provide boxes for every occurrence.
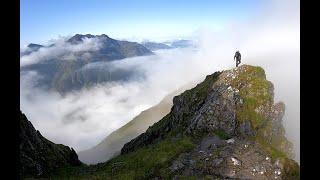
[20,111,82,179]
[20,34,154,93]
[28,43,44,49]
[47,65,299,179]
[20,43,45,56]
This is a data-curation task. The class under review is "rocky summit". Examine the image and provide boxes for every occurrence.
[20,111,82,179]
[119,64,298,179]
[27,64,299,179]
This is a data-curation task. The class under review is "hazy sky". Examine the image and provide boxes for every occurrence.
[20,0,265,45]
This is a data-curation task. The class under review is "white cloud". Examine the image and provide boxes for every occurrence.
[20,0,299,163]
[20,47,210,151]
[20,37,103,67]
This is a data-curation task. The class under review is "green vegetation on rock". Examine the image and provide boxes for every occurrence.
[213,129,231,140]
[252,135,287,160]
[51,135,195,179]
[281,157,300,180]
[228,65,273,128]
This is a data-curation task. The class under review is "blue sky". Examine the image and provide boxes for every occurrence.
[20,0,265,45]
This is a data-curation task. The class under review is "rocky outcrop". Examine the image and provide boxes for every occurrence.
[20,111,82,179]
[165,135,299,180]
[120,65,299,179]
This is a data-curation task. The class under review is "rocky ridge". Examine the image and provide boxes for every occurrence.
[120,64,298,179]
[20,111,82,179]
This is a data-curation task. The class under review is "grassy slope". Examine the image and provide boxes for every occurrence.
[51,134,195,179]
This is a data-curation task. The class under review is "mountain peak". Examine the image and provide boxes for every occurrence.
[67,34,110,44]
[117,64,299,179]
[27,43,44,48]
[122,65,286,153]
[67,34,95,44]
[100,34,109,38]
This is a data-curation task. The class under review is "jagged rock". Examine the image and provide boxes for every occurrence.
[122,65,285,153]
[167,135,296,179]
[237,119,254,136]
[169,160,185,172]
[212,157,224,166]
[120,65,299,179]
[227,138,235,144]
[20,111,82,178]
[231,157,241,166]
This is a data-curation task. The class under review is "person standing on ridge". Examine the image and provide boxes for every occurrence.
[234,49,241,67]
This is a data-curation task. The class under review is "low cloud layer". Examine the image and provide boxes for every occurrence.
[20,0,299,163]
[20,37,102,67]
[20,47,211,152]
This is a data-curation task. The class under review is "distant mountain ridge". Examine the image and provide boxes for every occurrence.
[141,39,194,50]
[141,41,173,51]
[165,39,193,48]
[20,34,154,93]
[28,43,44,49]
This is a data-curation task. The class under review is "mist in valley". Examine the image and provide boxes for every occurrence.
[20,0,299,163]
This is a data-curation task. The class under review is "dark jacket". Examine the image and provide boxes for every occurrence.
[234,51,241,61]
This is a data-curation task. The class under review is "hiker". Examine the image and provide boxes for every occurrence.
[234,49,241,67]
